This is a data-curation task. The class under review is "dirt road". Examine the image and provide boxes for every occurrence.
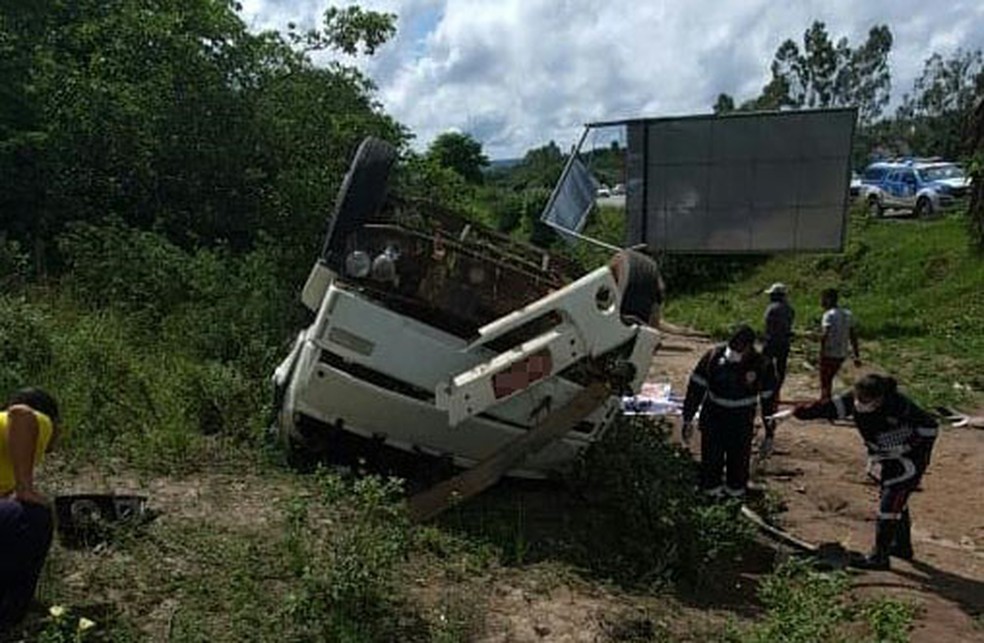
[651,333,984,642]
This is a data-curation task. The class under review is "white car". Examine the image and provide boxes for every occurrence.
[273,138,664,478]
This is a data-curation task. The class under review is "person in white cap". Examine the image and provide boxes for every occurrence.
[763,283,794,402]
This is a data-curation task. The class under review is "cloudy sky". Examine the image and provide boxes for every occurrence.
[239,0,984,159]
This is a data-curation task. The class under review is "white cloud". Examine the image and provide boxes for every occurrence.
[238,0,984,158]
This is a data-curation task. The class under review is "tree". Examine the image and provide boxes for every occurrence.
[896,49,984,158]
[740,21,892,124]
[427,131,489,184]
[713,93,735,114]
[0,0,405,277]
[287,5,396,56]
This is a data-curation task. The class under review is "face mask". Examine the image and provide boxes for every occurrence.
[724,346,743,363]
[855,398,881,414]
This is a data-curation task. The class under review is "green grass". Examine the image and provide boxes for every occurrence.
[26,471,470,642]
[665,212,984,408]
[726,559,917,643]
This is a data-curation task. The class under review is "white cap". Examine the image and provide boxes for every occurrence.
[765,282,787,295]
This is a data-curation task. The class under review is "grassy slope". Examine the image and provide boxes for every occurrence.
[664,212,984,408]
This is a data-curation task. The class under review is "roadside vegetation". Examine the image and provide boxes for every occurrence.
[664,210,984,409]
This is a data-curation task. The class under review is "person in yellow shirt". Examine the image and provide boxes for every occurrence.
[0,387,60,629]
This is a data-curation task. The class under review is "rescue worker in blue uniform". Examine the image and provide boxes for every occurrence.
[793,373,937,569]
[682,325,778,499]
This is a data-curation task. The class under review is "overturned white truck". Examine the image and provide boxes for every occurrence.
[273,108,857,499]
[273,137,664,479]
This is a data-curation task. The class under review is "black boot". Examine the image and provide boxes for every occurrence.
[854,519,896,570]
[890,509,914,560]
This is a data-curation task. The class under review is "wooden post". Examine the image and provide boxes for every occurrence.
[407,382,609,522]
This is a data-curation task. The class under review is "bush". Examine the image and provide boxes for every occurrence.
[567,416,753,588]
[57,219,191,321]
[0,236,29,288]
[281,472,415,640]
[162,238,303,370]
[0,296,53,397]
[730,558,916,643]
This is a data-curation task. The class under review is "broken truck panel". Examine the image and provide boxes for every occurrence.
[273,137,664,478]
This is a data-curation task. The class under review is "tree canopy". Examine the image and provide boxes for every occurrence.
[0,0,405,273]
[426,131,490,184]
[717,21,893,125]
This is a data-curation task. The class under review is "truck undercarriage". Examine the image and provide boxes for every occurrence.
[272,137,664,483]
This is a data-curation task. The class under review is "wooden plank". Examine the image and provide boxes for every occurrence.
[408,382,610,522]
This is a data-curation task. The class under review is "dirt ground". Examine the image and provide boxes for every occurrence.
[648,332,984,643]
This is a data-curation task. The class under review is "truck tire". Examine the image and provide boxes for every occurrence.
[915,196,933,219]
[610,250,664,324]
[866,196,883,219]
[320,137,398,261]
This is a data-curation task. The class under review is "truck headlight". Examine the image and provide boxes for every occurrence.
[344,251,372,278]
[371,247,399,282]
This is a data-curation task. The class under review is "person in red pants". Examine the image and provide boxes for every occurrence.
[793,374,937,569]
[0,388,60,629]
[818,288,860,400]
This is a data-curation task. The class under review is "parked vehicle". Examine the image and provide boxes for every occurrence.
[861,160,970,218]
[849,172,862,199]
[272,138,663,479]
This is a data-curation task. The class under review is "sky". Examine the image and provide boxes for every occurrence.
[239,0,984,159]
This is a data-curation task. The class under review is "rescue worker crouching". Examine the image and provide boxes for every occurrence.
[793,374,937,570]
[681,325,778,500]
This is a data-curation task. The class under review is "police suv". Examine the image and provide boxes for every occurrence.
[861,159,970,218]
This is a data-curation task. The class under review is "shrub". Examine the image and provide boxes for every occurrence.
[568,416,753,588]
[280,472,415,640]
[57,219,191,321]
[731,558,916,643]
[0,236,29,288]
[0,296,53,396]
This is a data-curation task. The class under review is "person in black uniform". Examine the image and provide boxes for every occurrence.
[682,325,778,499]
[793,373,937,569]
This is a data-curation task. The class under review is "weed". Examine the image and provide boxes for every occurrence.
[748,558,851,642]
[727,558,919,643]
[280,471,417,640]
[860,597,918,643]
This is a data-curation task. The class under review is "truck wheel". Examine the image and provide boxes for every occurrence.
[866,196,883,219]
[914,196,933,219]
[320,137,398,261]
[610,250,664,324]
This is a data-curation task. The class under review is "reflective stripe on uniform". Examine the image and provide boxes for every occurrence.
[703,485,724,498]
[690,374,708,387]
[707,392,759,409]
[760,390,774,400]
[916,426,938,438]
[878,511,902,520]
[724,486,746,498]
[882,456,917,486]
